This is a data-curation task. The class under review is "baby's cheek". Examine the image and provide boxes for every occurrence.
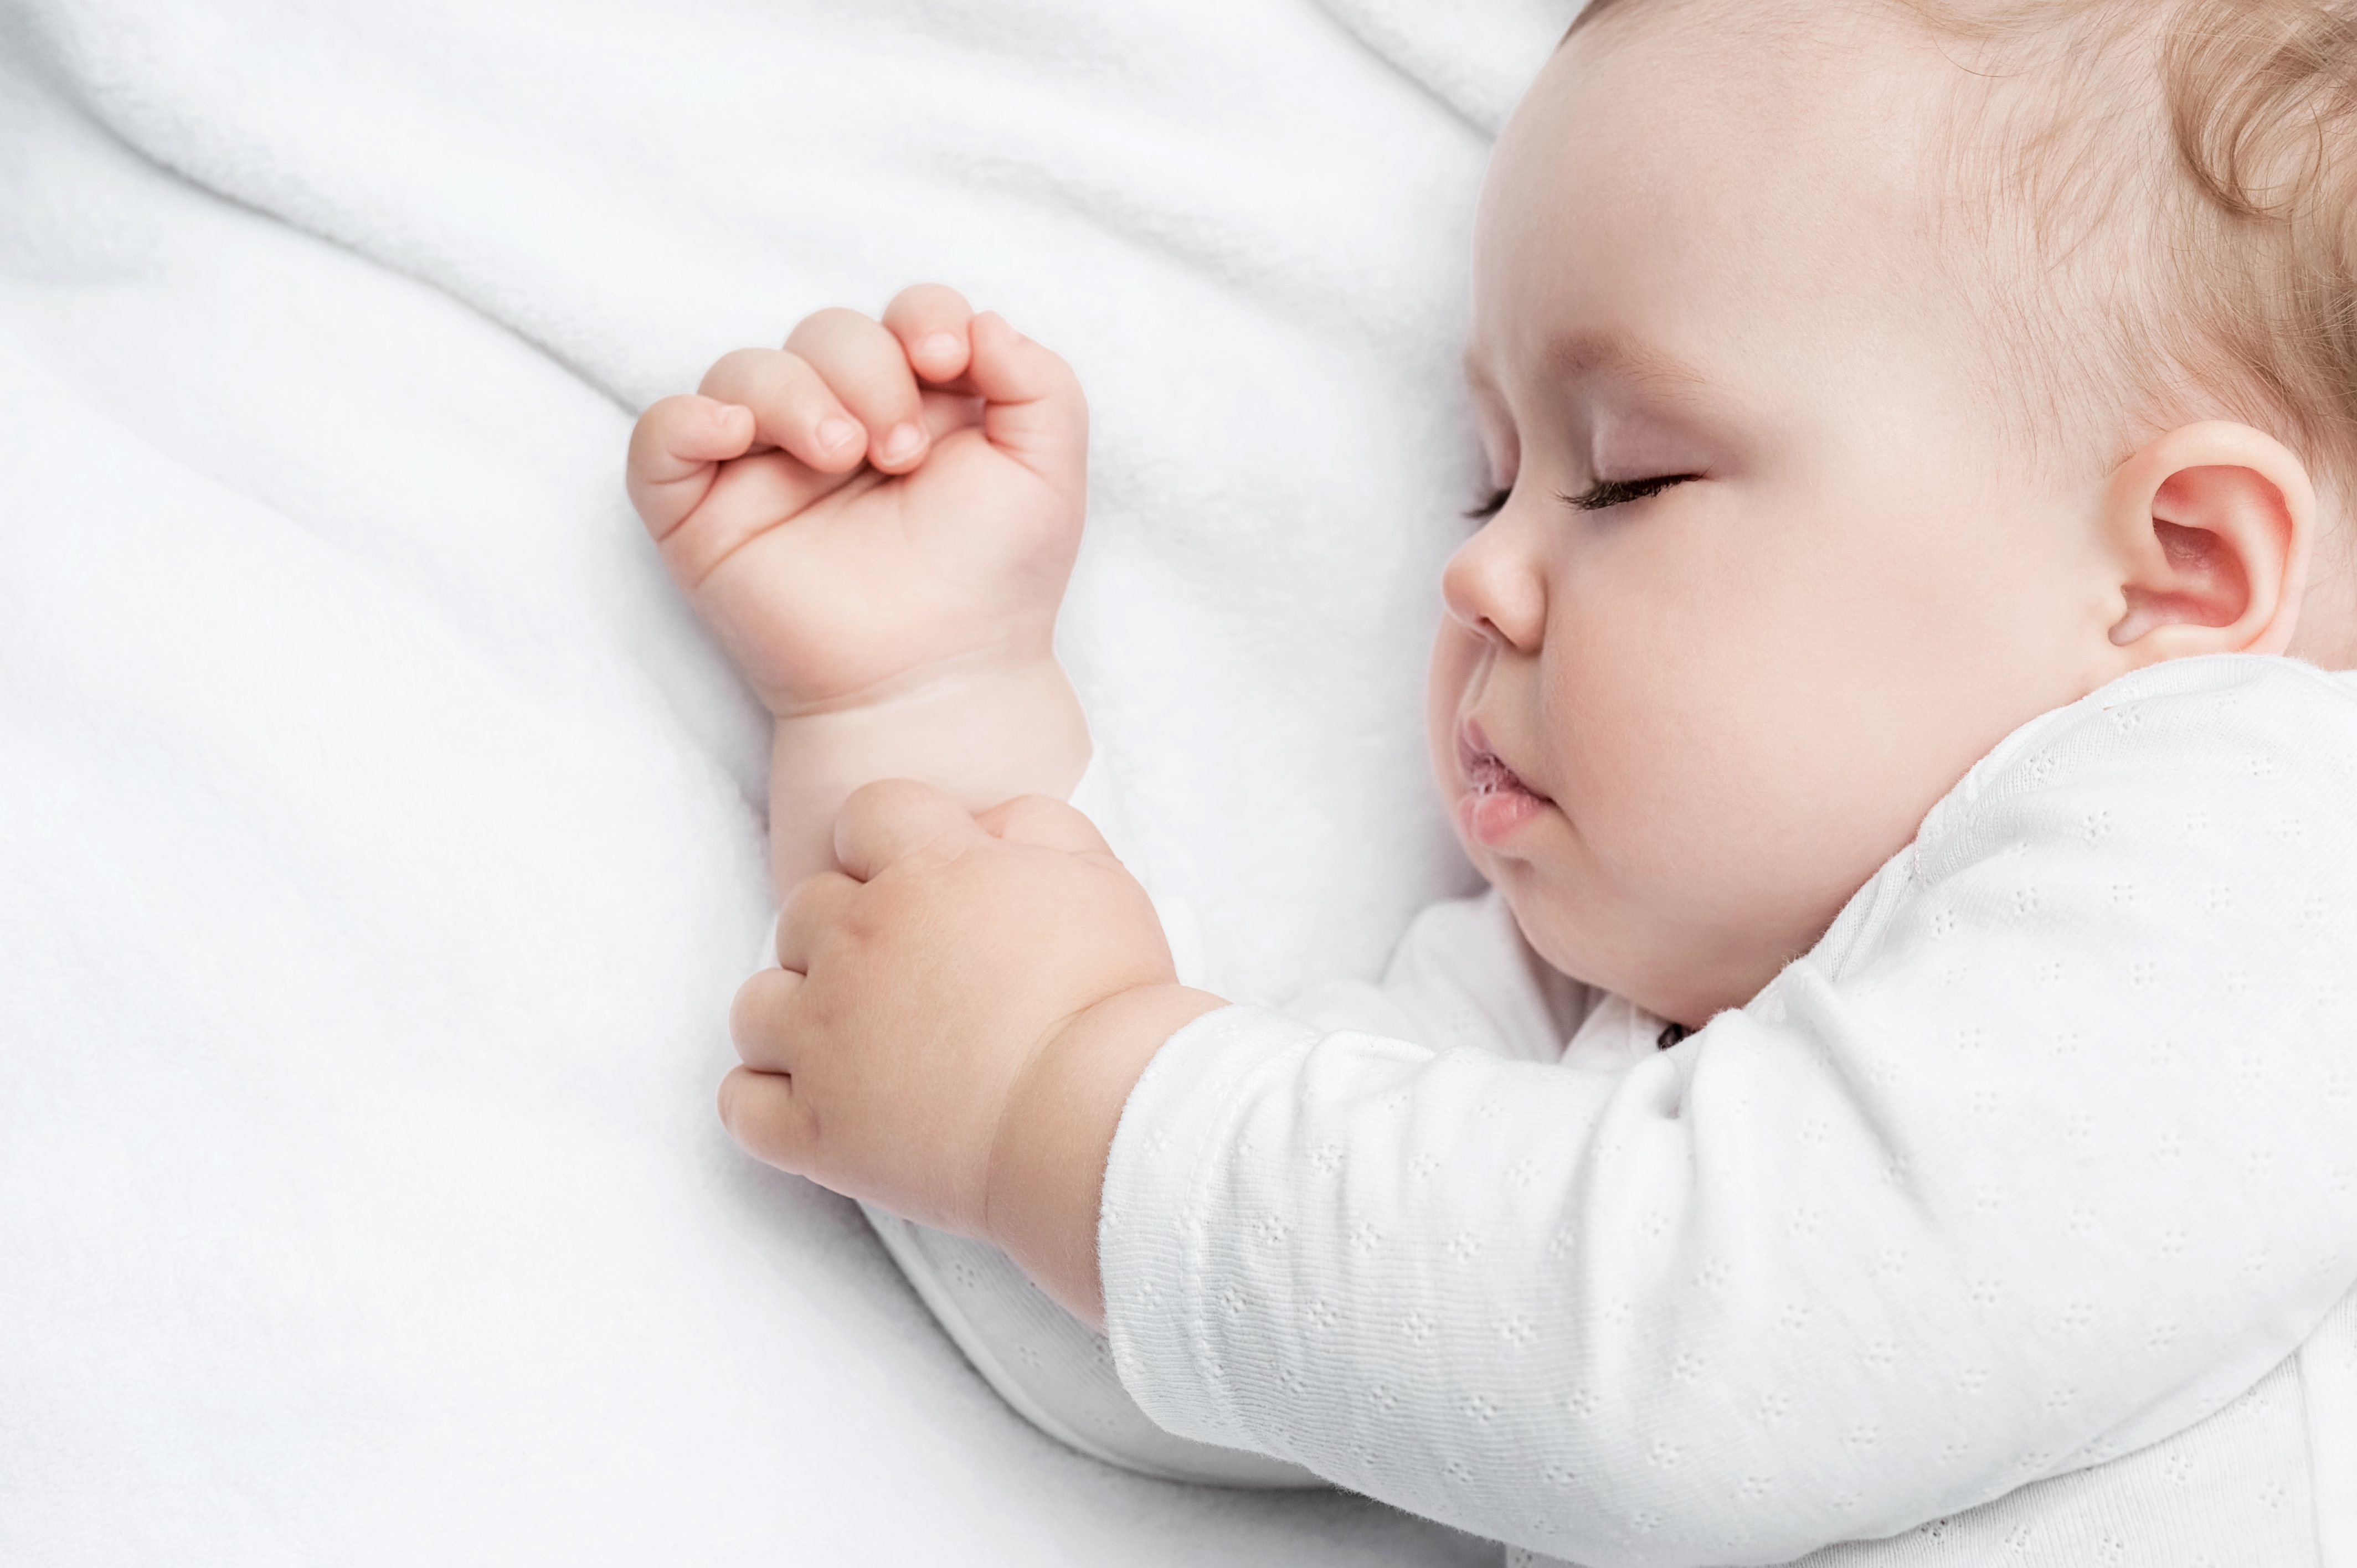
[1534,657,1810,973]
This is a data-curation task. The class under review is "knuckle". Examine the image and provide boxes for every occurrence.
[729,974,795,1061]
[727,983,761,1052]
[895,281,970,321]
[841,899,889,945]
[699,345,768,392]
[779,866,834,916]
[786,307,876,360]
[781,373,837,416]
[624,417,664,468]
[719,1067,809,1170]
[996,795,1053,835]
[843,776,915,818]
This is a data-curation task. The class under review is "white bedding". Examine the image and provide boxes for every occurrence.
[0,1,1576,1559]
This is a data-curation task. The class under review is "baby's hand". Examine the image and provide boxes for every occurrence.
[723,781,1224,1323]
[626,286,1085,718]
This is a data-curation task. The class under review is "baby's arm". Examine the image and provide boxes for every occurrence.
[626,286,1090,899]
[633,296,1323,1484]
[726,780,1219,1310]
[727,660,2357,1563]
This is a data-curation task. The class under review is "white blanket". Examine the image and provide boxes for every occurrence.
[0,0,1576,1559]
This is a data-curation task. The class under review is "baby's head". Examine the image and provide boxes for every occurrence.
[1432,0,2356,1026]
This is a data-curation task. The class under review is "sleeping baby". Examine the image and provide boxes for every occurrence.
[626,0,2357,1561]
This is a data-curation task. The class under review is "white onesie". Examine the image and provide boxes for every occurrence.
[855,653,2357,1566]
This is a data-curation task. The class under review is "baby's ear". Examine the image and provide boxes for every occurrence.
[2103,421,2315,662]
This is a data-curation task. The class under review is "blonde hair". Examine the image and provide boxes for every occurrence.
[1567,0,2357,535]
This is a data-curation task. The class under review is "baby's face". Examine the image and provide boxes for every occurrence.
[1431,6,2129,1027]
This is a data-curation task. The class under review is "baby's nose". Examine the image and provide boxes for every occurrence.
[1440,516,1547,652]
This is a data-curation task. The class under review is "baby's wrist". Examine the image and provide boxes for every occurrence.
[768,657,1090,895]
[985,983,1228,1328]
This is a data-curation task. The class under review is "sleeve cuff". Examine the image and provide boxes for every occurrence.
[1097,1004,1414,1454]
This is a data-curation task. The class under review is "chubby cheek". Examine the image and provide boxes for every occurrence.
[1537,638,1751,903]
[1527,573,1945,1012]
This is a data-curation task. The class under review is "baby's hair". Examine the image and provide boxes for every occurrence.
[1565,0,2357,626]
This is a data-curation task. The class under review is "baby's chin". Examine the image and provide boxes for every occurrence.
[1487,857,1752,1031]
[1450,792,1732,1024]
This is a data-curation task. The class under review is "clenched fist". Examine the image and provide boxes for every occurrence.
[723,781,1225,1323]
[626,285,1087,719]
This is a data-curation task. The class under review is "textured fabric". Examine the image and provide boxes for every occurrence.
[858,1209,1321,1487]
[0,0,1569,1561]
[848,782,1631,1487]
[1101,654,2357,1566]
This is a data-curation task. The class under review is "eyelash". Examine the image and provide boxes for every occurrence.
[1464,474,1699,522]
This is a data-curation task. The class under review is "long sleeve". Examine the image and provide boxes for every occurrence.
[852,768,1605,1488]
[1098,654,2357,1565]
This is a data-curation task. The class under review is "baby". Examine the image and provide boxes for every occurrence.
[628,0,2357,1562]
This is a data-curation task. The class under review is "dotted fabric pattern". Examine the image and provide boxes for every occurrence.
[839,759,1327,1486]
[858,1203,1319,1487]
[1100,656,2357,1566]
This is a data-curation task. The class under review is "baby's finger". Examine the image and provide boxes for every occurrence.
[625,395,756,540]
[974,793,1115,858]
[881,283,977,386]
[965,311,1088,487]
[728,966,805,1075]
[696,348,868,474]
[774,870,860,978]
[833,779,984,884]
[717,1064,817,1174]
[784,308,932,474]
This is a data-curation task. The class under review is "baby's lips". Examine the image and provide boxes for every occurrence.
[1458,718,1548,801]
[1457,717,1492,778]
[1457,719,1510,790]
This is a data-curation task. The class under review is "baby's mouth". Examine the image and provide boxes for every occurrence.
[1459,722,1544,798]
[1457,722,1550,847]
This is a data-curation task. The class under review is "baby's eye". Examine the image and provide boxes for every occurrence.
[1464,487,1513,523]
[1562,474,1700,512]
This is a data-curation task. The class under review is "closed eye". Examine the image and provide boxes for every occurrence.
[1464,487,1512,523]
[1561,474,1700,512]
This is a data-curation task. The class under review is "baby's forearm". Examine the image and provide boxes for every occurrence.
[768,657,1091,898]
[986,983,1228,1326]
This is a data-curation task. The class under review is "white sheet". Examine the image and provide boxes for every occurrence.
[0,0,1574,1559]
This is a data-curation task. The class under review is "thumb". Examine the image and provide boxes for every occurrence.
[833,778,986,883]
[966,311,1088,487]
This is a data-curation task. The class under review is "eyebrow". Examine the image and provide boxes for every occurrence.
[1550,329,1712,394]
[1464,329,1713,401]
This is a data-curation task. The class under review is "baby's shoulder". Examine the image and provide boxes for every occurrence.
[1809,654,2357,988]
[1916,654,2357,867]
